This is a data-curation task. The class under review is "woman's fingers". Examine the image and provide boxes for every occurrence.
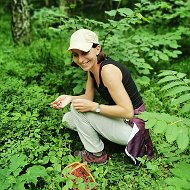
[51,95,71,109]
[72,99,93,112]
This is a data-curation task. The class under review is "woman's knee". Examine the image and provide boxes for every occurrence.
[62,105,78,124]
[62,112,77,131]
[70,104,80,114]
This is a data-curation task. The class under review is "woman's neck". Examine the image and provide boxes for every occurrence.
[90,63,100,87]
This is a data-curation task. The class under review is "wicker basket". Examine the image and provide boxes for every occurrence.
[64,162,96,190]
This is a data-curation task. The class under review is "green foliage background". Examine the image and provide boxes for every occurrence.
[0,0,190,189]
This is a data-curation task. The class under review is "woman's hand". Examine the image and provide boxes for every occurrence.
[51,95,72,110]
[72,99,97,112]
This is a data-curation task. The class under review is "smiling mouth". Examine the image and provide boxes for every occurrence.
[81,61,89,66]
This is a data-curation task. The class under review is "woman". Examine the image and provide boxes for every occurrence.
[52,29,153,164]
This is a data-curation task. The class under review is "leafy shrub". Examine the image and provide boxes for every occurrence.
[139,70,190,150]
[1,1,190,189]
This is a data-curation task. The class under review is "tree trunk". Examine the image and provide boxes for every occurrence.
[59,0,73,16]
[11,0,31,44]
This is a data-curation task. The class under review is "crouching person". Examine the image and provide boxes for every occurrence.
[52,29,154,164]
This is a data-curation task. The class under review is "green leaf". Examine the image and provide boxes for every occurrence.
[145,119,157,129]
[152,41,160,46]
[88,182,97,189]
[165,125,179,143]
[165,86,190,97]
[53,163,61,172]
[140,47,150,51]
[78,182,86,190]
[105,10,117,17]
[9,154,27,176]
[46,167,53,173]
[0,168,9,180]
[177,72,186,78]
[176,126,189,150]
[181,103,190,113]
[169,40,178,49]
[159,52,169,61]
[158,76,177,84]
[183,118,190,127]
[0,169,11,190]
[159,113,177,123]
[165,177,190,189]
[146,162,159,172]
[42,156,49,164]
[184,79,190,84]
[158,113,181,125]
[75,178,83,184]
[154,120,167,134]
[66,179,74,188]
[118,8,134,16]
[173,50,182,55]
[64,70,73,75]
[171,162,190,180]
[164,186,176,190]
[152,55,159,62]
[136,76,150,86]
[50,156,58,164]
[160,81,184,91]
[158,70,177,77]
[73,84,83,94]
[136,13,150,22]
[171,93,190,105]
[12,112,22,120]
[13,181,26,190]
[136,12,142,19]
[25,165,49,185]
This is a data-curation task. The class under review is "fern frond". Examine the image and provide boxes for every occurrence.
[171,93,190,105]
[158,70,190,114]
[158,75,178,84]
[165,86,190,97]
[158,70,187,84]
[160,81,184,91]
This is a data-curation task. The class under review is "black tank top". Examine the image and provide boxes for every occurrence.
[90,58,143,109]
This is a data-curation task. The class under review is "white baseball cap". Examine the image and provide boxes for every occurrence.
[68,29,99,52]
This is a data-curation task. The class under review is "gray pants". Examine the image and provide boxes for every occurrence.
[62,105,132,153]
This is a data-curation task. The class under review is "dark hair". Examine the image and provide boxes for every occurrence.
[71,43,106,67]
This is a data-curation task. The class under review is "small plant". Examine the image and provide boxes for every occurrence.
[165,162,190,190]
[0,154,49,190]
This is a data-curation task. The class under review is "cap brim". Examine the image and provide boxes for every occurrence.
[68,42,93,52]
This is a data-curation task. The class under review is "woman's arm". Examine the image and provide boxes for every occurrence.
[72,64,134,119]
[98,64,134,119]
[52,72,95,109]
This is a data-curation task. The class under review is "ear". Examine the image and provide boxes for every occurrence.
[96,45,101,55]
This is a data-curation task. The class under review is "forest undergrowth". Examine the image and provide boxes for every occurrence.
[0,1,190,189]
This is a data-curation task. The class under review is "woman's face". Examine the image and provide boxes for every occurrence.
[72,45,101,71]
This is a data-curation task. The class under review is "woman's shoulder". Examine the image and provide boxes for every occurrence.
[101,57,130,74]
[101,59,123,81]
